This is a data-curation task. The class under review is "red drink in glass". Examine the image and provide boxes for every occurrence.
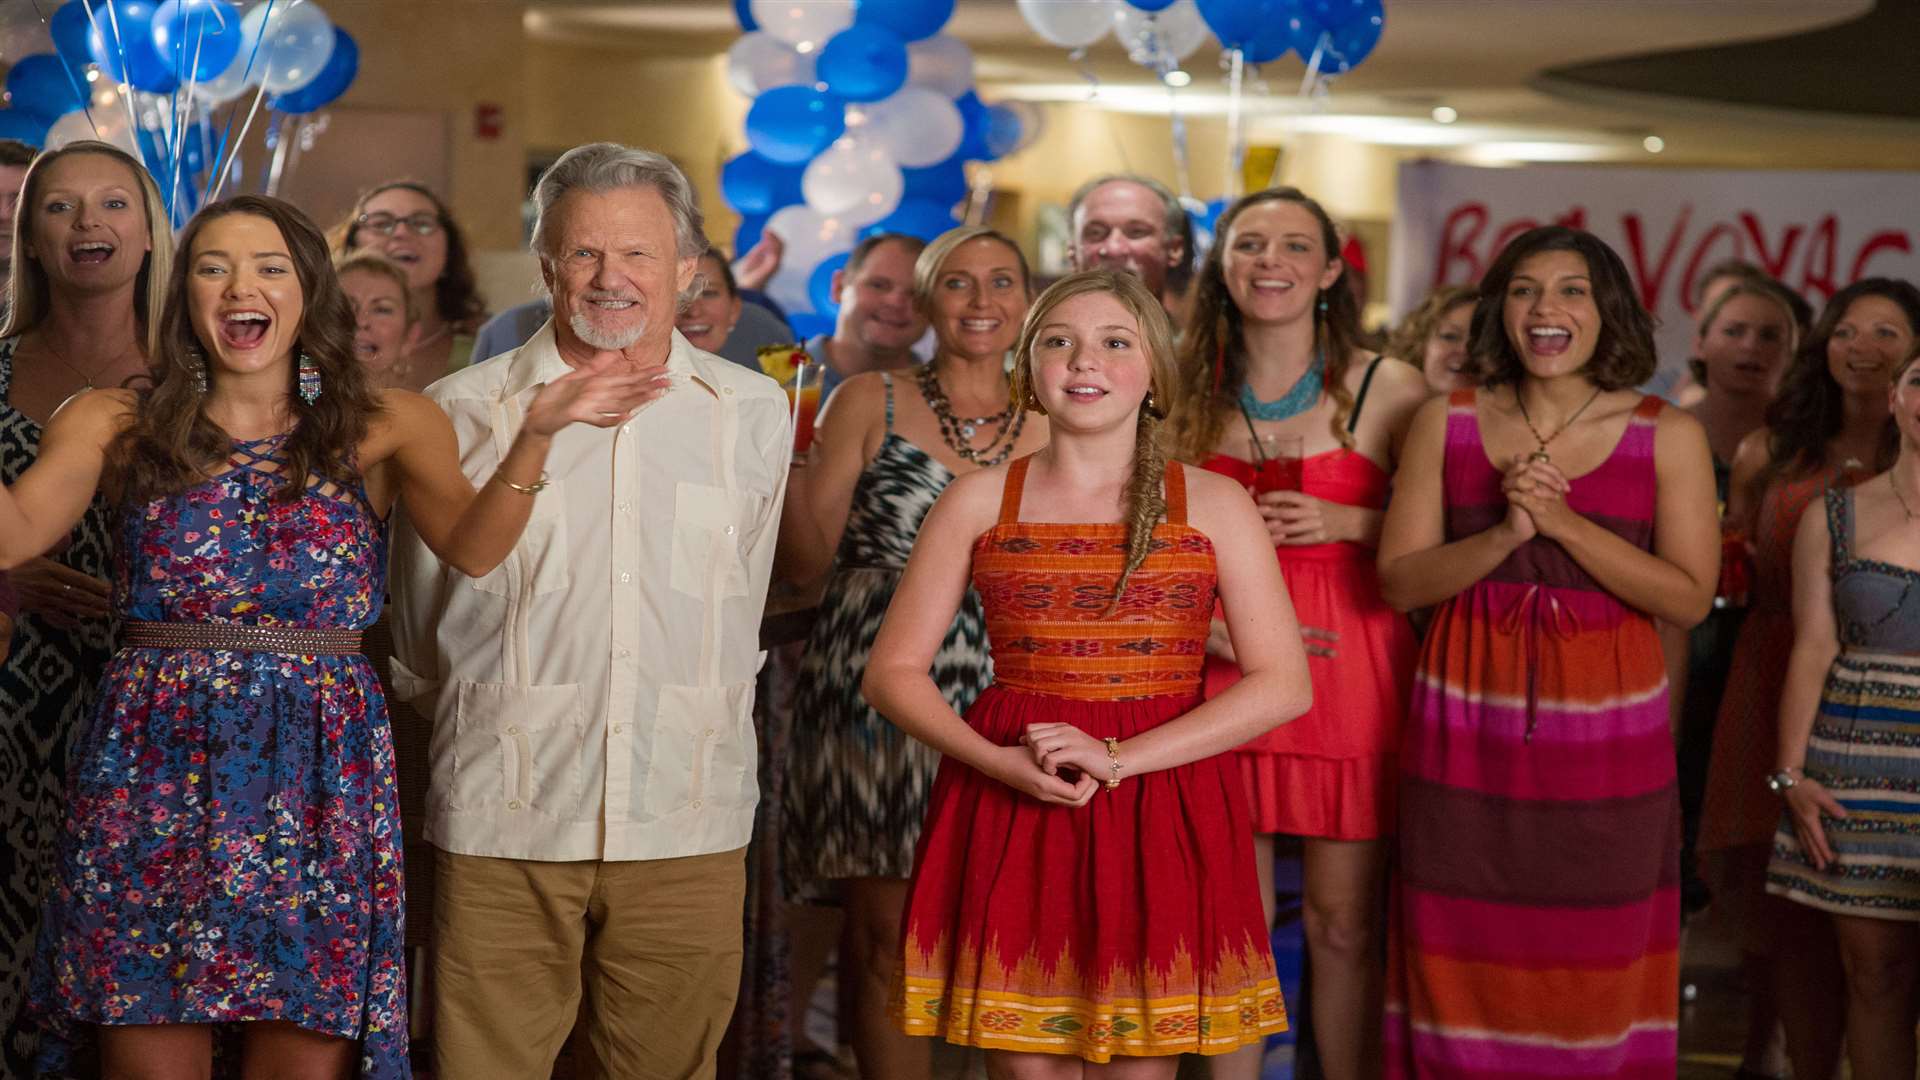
[1250,434,1304,493]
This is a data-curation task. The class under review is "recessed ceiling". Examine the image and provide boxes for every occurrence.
[524,0,1915,168]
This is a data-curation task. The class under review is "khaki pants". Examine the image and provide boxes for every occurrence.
[432,847,747,1080]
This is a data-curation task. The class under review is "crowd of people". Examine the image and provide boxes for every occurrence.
[0,131,1915,1080]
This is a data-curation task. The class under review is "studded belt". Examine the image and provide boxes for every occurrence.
[122,620,364,656]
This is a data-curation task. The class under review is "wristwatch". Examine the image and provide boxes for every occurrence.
[1766,768,1800,795]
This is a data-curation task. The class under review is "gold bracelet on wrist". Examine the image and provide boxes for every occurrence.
[494,471,550,496]
[1104,737,1123,790]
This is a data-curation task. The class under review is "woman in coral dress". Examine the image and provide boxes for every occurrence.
[865,270,1312,1074]
[1172,187,1427,1080]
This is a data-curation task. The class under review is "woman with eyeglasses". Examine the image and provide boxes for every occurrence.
[336,181,488,385]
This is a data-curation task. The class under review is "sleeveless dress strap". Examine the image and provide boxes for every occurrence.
[881,371,895,434]
[1346,354,1385,434]
[1826,486,1853,570]
[1164,461,1190,526]
[998,455,1033,524]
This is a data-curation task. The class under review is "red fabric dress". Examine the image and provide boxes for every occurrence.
[1202,449,1416,839]
[896,457,1288,1062]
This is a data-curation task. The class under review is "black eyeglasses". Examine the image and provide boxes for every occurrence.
[356,211,441,238]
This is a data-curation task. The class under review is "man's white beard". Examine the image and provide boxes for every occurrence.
[570,310,646,351]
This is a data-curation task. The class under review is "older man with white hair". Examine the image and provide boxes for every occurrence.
[1068,172,1191,324]
[390,142,790,1078]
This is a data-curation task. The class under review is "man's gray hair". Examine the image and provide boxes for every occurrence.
[1067,173,1185,242]
[530,142,708,261]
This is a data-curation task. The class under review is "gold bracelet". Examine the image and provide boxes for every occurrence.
[494,470,550,496]
[1104,737,1123,790]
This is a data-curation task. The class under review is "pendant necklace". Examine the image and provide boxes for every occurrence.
[1237,347,1323,422]
[40,336,125,391]
[919,364,1024,467]
[1514,385,1605,463]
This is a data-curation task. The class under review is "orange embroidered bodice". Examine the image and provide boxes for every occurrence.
[970,456,1219,702]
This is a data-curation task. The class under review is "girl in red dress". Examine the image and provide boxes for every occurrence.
[1171,187,1428,1080]
[865,269,1312,1076]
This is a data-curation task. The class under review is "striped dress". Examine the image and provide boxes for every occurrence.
[1386,389,1679,1077]
[1767,487,1920,917]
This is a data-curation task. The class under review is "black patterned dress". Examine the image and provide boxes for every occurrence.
[0,338,115,1078]
[783,373,992,899]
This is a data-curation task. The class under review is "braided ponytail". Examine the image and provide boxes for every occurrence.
[1110,405,1169,612]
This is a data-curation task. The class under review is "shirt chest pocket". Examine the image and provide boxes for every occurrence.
[669,482,759,600]
[472,489,572,598]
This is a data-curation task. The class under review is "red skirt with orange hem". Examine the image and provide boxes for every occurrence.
[895,684,1288,1062]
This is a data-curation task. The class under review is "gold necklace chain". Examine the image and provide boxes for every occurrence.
[1891,470,1918,522]
[37,334,131,391]
[1514,385,1605,464]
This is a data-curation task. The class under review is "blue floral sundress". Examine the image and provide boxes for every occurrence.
[29,433,408,1077]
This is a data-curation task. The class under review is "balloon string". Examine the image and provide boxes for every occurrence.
[28,0,102,137]
[93,0,145,145]
[264,112,291,196]
[207,0,278,204]
[1299,31,1327,97]
[1226,47,1245,200]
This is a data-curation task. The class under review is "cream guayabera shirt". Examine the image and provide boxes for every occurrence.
[390,322,791,862]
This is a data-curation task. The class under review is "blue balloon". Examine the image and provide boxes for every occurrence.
[152,0,244,82]
[789,312,835,340]
[817,24,908,103]
[87,0,179,93]
[1318,0,1382,71]
[745,85,847,165]
[902,158,968,205]
[269,27,357,113]
[0,110,51,148]
[859,197,958,242]
[1242,13,1295,63]
[983,105,1024,159]
[733,0,758,31]
[736,212,771,255]
[1125,0,1179,9]
[953,90,994,162]
[721,152,805,215]
[50,2,94,74]
[1195,0,1293,51]
[808,252,850,316]
[7,56,86,122]
[854,0,954,41]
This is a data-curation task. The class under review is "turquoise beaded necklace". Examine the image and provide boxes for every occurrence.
[1237,347,1324,422]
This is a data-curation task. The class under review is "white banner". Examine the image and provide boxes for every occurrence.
[1389,160,1920,393]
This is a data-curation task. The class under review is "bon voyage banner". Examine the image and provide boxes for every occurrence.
[1389,160,1920,393]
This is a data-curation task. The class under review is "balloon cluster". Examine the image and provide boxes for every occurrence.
[724,0,1038,338]
[1018,0,1384,72]
[0,0,360,222]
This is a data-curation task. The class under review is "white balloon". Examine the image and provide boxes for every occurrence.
[1115,0,1210,65]
[1015,0,1116,49]
[906,35,973,99]
[45,107,139,157]
[726,31,815,98]
[858,87,962,169]
[749,0,852,50]
[766,203,857,276]
[802,136,903,228]
[241,0,337,94]
[198,44,262,106]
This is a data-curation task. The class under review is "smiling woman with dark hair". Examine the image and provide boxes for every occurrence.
[337,180,489,383]
[2,193,656,1079]
[1378,224,1720,1075]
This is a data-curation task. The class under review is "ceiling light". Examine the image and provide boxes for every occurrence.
[1431,105,1458,124]
[1643,135,1665,153]
[1165,70,1192,88]
[794,40,815,54]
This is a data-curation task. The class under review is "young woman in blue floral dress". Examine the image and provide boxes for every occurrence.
[0,195,660,1079]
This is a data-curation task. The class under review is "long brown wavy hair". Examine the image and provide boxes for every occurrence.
[1755,277,1920,496]
[336,180,486,333]
[1010,270,1176,609]
[1170,187,1366,463]
[113,195,378,505]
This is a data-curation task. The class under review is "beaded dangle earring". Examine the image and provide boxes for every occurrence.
[297,351,322,404]
[188,345,208,394]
